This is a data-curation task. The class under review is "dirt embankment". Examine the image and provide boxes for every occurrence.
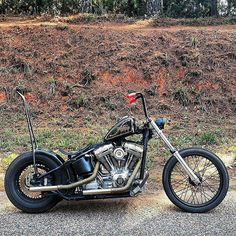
[0,19,235,134]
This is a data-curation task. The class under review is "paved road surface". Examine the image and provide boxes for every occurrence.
[0,190,235,236]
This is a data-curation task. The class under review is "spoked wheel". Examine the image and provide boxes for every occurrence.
[163,148,229,213]
[18,164,52,199]
[5,152,63,213]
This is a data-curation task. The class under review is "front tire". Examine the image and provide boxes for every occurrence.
[5,152,63,213]
[162,148,229,213]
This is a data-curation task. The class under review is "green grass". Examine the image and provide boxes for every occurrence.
[55,24,69,31]
[0,123,232,175]
[1,127,103,152]
[0,127,234,191]
[0,124,228,154]
[0,153,18,172]
[198,128,224,145]
[153,17,236,27]
[65,13,137,24]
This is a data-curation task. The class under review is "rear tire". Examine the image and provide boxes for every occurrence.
[5,152,63,213]
[162,148,229,213]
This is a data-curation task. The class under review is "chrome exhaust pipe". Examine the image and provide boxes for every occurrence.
[29,162,100,192]
[82,159,142,195]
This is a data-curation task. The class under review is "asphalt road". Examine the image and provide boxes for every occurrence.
[0,190,235,236]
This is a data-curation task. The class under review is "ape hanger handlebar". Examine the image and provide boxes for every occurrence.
[127,92,149,120]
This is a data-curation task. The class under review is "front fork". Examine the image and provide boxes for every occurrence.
[150,120,201,185]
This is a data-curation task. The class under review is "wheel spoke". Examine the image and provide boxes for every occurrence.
[18,164,52,199]
[170,154,221,206]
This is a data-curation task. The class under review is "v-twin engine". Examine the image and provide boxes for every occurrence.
[83,142,143,190]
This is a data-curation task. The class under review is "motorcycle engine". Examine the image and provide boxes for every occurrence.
[83,142,143,190]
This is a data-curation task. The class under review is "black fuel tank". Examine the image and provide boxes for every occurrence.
[104,116,136,141]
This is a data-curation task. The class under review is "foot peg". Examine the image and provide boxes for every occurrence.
[130,172,149,196]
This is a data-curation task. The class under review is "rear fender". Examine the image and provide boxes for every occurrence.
[35,149,73,185]
[35,149,65,166]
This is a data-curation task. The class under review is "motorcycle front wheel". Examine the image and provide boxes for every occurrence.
[162,148,229,213]
[5,152,64,213]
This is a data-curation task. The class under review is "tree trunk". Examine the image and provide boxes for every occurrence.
[0,0,5,14]
[227,0,232,16]
[136,0,146,16]
[146,0,163,16]
[211,0,218,16]
[127,0,134,16]
[81,0,92,13]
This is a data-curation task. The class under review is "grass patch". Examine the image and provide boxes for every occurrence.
[0,153,18,191]
[173,88,191,106]
[0,153,18,173]
[55,24,69,31]
[64,13,137,24]
[199,131,217,144]
[198,128,224,145]
[0,122,231,180]
[0,126,104,152]
[153,17,236,27]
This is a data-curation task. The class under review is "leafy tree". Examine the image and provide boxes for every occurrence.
[0,0,234,17]
[227,0,236,15]
[163,0,215,18]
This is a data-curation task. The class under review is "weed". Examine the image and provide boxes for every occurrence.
[68,94,89,109]
[187,70,202,78]
[227,52,236,60]
[0,153,18,172]
[47,78,56,98]
[153,17,236,27]
[105,100,117,111]
[1,129,16,150]
[199,131,217,145]
[169,134,194,147]
[145,85,157,96]
[80,69,97,86]
[171,123,181,130]
[173,88,191,106]
[66,14,136,24]
[0,67,9,75]
[10,58,34,75]
[191,36,199,48]
[55,24,69,31]
[61,82,72,96]
[180,54,188,66]
[16,83,28,95]
[154,52,172,66]
[78,94,89,107]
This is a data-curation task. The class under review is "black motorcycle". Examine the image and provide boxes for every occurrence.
[5,91,229,213]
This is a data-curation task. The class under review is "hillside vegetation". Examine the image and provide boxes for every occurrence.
[0,19,235,154]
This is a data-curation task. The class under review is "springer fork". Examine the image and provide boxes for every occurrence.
[150,119,201,185]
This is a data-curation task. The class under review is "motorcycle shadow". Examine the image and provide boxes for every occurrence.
[51,192,181,214]
[53,198,137,214]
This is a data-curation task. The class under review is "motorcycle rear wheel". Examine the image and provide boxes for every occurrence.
[162,148,229,213]
[5,152,63,213]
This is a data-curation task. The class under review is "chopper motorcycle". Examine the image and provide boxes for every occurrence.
[4,91,229,213]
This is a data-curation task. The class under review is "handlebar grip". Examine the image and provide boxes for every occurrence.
[127,93,137,99]
[128,97,137,104]
[127,93,137,104]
